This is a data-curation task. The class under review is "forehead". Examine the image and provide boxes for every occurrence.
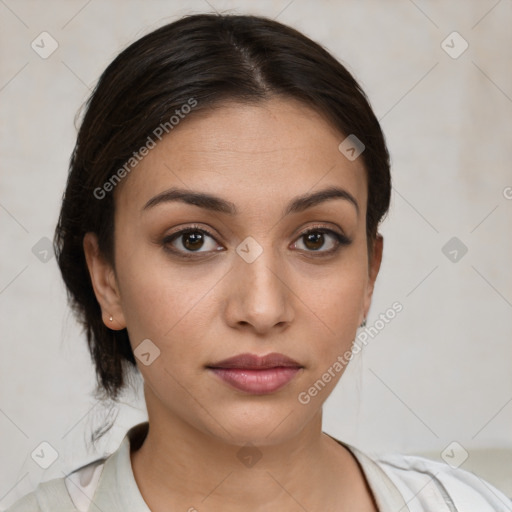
[115,97,367,217]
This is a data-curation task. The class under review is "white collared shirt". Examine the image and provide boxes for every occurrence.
[6,422,512,511]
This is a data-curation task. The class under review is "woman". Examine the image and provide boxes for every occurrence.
[7,13,510,512]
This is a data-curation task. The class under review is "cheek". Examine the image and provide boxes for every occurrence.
[295,274,367,402]
[300,259,368,362]
[113,242,202,345]
[311,270,367,321]
[116,266,210,402]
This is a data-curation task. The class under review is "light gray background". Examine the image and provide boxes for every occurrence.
[1,0,511,507]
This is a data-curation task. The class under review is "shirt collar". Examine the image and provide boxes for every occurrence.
[89,422,407,512]
[89,421,151,512]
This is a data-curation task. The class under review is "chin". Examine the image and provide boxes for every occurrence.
[206,403,313,447]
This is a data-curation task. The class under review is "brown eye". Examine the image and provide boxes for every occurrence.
[162,226,222,257]
[182,231,205,251]
[293,227,351,255]
[303,231,325,251]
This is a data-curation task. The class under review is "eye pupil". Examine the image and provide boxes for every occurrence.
[304,231,324,250]
[183,232,204,251]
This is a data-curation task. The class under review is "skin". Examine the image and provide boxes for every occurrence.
[84,97,383,511]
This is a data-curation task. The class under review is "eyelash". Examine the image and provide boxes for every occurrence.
[162,223,351,260]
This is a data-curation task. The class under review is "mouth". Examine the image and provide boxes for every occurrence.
[206,352,303,394]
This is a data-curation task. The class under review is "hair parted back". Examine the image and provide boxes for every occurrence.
[54,13,391,402]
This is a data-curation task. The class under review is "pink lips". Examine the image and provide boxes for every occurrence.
[207,352,303,394]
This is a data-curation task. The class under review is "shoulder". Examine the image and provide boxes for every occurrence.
[4,489,40,512]
[4,458,107,512]
[3,478,67,512]
[5,425,143,512]
[374,451,512,510]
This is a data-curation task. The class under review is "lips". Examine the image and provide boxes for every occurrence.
[207,352,303,394]
[208,352,302,370]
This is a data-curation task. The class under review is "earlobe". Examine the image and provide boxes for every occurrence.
[83,232,127,330]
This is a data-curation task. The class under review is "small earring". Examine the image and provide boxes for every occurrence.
[109,315,113,322]
[360,318,367,328]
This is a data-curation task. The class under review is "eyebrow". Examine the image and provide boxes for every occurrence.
[143,185,359,217]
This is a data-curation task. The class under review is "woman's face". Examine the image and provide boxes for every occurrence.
[85,97,382,446]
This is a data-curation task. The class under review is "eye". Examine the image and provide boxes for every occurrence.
[292,225,351,255]
[162,225,222,257]
[162,224,351,259]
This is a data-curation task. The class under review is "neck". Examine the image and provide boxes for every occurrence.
[130,386,373,512]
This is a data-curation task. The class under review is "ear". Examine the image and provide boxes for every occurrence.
[361,234,383,323]
[83,232,126,330]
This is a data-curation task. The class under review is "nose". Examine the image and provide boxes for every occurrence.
[223,241,294,335]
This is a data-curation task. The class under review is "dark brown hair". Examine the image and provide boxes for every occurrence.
[54,13,391,404]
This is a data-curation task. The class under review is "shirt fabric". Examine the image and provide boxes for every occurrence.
[6,421,512,512]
